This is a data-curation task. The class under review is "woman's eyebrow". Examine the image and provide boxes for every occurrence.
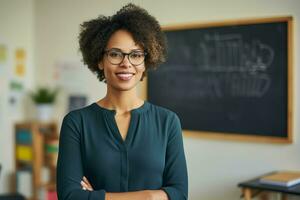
[109,48,144,52]
[108,47,122,51]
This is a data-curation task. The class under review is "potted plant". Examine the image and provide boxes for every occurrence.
[30,87,58,122]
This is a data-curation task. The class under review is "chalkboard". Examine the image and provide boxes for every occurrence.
[146,17,293,143]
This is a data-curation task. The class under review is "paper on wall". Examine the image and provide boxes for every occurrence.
[14,48,26,77]
[8,80,24,118]
[0,43,8,77]
[54,58,90,94]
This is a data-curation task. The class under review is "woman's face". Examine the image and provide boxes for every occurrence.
[99,29,146,92]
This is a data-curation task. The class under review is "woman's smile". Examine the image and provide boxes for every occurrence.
[102,29,145,91]
[115,72,136,81]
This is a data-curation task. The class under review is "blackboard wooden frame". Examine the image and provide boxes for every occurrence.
[141,16,293,143]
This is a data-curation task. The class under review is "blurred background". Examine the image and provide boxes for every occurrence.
[0,0,300,200]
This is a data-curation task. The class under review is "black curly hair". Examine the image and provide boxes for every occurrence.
[78,3,167,82]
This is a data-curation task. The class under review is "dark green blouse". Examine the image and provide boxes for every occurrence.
[57,101,188,200]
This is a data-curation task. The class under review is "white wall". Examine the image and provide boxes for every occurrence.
[1,0,300,199]
[0,0,35,193]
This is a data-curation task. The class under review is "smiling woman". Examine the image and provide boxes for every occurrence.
[56,3,188,200]
[99,29,146,92]
[78,3,166,82]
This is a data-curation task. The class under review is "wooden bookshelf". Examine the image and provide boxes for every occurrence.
[15,122,58,200]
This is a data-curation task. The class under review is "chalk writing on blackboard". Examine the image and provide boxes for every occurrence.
[197,34,274,73]
[147,17,293,142]
[163,33,274,98]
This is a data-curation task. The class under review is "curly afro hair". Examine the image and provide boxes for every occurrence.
[78,3,167,82]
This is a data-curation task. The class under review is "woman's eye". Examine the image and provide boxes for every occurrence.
[130,52,143,58]
[109,52,122,58]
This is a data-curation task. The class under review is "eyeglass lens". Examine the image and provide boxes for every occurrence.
[105,49,146,66]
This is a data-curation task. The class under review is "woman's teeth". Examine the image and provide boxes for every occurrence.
[116,73,134,80]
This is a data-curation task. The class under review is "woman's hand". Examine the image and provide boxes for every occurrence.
[81,176,94,191]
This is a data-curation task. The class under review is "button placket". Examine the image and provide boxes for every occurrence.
[120,146,129,191]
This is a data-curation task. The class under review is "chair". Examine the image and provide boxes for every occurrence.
[0,194,25,200]
[0,164,25,200]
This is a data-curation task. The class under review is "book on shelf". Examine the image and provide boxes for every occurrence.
[47,190,58,200]
[259,171,300,187]
[38,187,57,200]
[16,145,33,161]
[16,129,32,144]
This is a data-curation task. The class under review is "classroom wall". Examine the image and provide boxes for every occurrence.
[34,1,300,200]
[0,0,299,199]
[0,0,35,193]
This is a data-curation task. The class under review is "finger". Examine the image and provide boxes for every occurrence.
[83,176,91,186]
[80,180,87,188]
[83,176,93,189]
[81,181,92,191]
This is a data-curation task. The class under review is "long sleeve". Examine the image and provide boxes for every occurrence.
[57,102,188,199]
[162,114,188,200]
[56,113,106,200]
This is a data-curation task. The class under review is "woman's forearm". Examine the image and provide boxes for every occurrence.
[81,177,168,200]
[105,190,168,200]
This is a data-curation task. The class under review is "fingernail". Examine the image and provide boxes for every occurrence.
[83,187,86,190]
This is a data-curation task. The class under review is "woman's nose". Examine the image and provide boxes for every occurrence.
[120,55,131,68]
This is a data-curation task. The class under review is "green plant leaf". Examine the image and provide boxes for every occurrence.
[30,87,59,104]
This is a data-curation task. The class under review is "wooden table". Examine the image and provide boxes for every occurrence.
[238,174,300,200]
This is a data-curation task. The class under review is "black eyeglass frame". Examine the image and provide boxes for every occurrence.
[103,49,147,66]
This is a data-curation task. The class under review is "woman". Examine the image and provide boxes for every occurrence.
[57,3,188,200]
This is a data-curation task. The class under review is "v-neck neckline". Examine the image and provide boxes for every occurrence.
[93,101,149,146]
[109,112,136,144]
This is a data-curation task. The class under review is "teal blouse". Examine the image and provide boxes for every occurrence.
[57,101,188,200]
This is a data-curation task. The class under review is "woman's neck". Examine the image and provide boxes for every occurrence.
[98,88,144,115]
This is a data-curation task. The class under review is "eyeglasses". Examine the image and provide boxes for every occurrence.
[104,49,147,66]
